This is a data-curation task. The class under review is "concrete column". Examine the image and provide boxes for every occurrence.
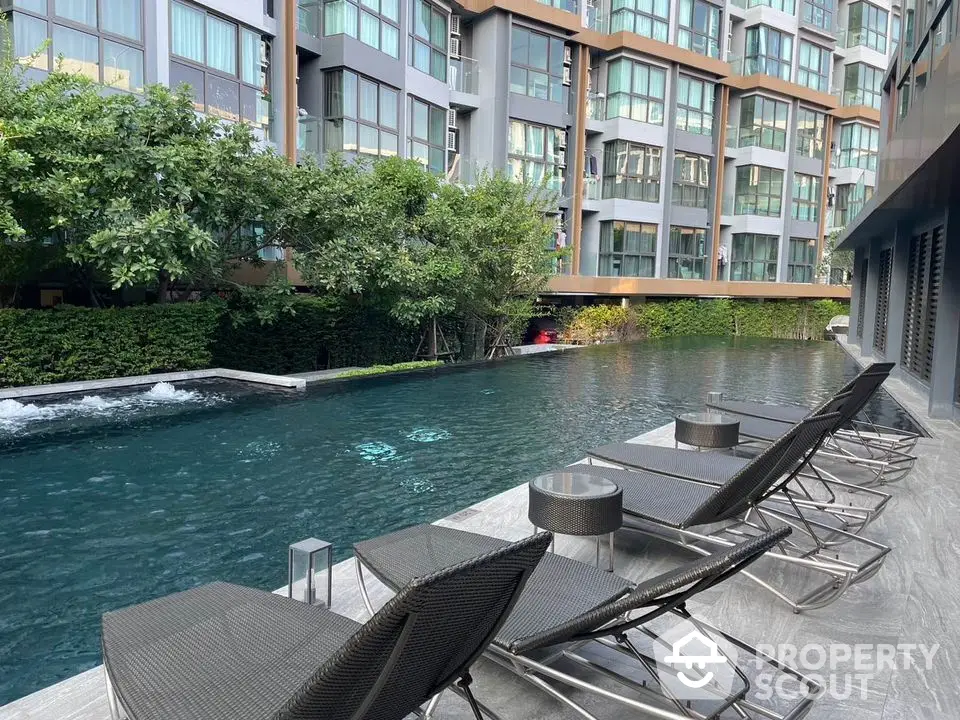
[849,246,866,342]
[928,211,960,417]
[657,66,681,280]
[860,238,880,353]
[777,101,801,283]
[884,221,911,373]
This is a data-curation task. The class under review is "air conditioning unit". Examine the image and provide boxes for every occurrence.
[556,130,567,149]
[563,45,573,65]
[447,108,457,128]
[446,130,458,151]
[449,36,461,59]
[562,65,572,86]
[450,15,461,36]
[556,150,566,167]
[260,41,269,67]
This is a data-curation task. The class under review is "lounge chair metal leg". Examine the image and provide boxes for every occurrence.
[457,674,486,720]
[104,668,122,720]
[355,557,376,618]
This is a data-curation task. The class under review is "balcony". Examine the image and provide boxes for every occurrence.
[724,124,740,155]
[582,177,601,211]
[297,116,321,162]
[447,156,485,186]
[729,0,746,19]
[536,0,579,13]
[585,93,606,134]
[586,10,609,33]
[297,1,321,38]
[449,57,480,110]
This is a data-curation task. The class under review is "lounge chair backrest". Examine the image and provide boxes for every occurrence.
[284,532,551,720]
[829,370,891,426]
[833,362,894,396]
[506,528,791,654]
[685,413,840,526]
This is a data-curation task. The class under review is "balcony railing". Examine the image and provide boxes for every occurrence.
[586,10,609,33]
[726,53,744,75]
[725,123,740,147]
[586,93,606,120]
[536,0,579,13]
[449,57,480,94]
[582,176,601,200]
[297,116,321,160]
[297,0,321,37]
[721,194,734,215]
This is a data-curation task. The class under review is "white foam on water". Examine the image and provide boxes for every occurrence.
[0,382,221,434]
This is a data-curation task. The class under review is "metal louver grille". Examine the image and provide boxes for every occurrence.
[874,249,893,355]
[857,258,868,339]
[901,226,945,383]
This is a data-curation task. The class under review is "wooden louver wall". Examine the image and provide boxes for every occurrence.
[857,258,868,340]
[901,226,945,383]
[874,249,893,355]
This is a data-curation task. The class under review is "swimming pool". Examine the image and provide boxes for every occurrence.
[0,338,915,704]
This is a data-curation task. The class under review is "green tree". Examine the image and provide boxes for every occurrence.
[819,230,853,284]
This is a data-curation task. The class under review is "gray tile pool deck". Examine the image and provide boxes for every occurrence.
[1,340,956,720]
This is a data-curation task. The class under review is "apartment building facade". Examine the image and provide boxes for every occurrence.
[3,0,898,300]
[840,0,960,419]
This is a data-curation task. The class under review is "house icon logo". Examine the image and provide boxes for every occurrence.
[652,619,739,701]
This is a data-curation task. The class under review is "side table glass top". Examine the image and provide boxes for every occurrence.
[530,471,620,498]
[677,412,739,426]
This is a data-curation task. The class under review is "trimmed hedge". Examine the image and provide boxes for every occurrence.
[0,297,420,387]
[562,299,849,345]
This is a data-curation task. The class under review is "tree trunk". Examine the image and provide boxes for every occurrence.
[157,271,170,304]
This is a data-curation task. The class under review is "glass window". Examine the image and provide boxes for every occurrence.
[668,226,707,279]
[891,13,901,50]
[601,139,662,202]
[738,95,789,151]
[599,221,658,277]
[797,41,830,92]
[52,24,99,81]
[605,58,666,125]
[13,0,47,12]
[747,0,795,12]
[913,38,930,100]
[791,173,821,222]
[171,1,205,63]
[675,74,715,136]
[842,63,882,109]
[795,107,826,158]
[731,233,779,281]
[787,237,817,282]
[102,0,142,41]
[206,15,237,75]
[735,165,784,217]
[847,2,887,53]
[678,0,721,58]
[323,0,399,57]
[55,0,97,28]
[672,152,710,208]
[838,123,879,170]
[408,97,446,173]
[241,29,260,85]
[12,12,49,70]
[801,0,832,30]
[510,26,564,103]
[410,0,447,82]
[324,69,399,157]
[507,120,565,193]
[103,40,144,92]
[896,74,911,125]
[745,26,793,81]
[609,0,669,42]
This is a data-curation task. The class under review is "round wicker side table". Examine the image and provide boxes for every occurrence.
[675,411,741,450]
[528,471,622,571]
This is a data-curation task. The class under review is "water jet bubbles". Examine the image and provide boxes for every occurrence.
[400,478,435,494]
[405,428,452,443]
[480,389,496,395]
[353,441,398,463]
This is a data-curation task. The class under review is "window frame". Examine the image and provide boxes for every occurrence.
[734,165,784,217]
[801,0,833,30]
[787,237,817,282]
[797,40,830,92]
[738,94,789,151]
[791,173,821,222]
[668,225,707,279]
[322,0,400,58]
[745,25,793,81]
[601,139,662,202]
[609,0,669,43]
[408,95,447,174]
[672,152,711,209]
[605,57,667,125]
[837,122,879,170]
[599,220,659,277]
[677,0,721,59]
[847,1,888,53]
[731,233,779,282]
[747,0,795,14]
[842,62,883,109]
[323,68,400,158]
[509,25,565,104]
[507,119,565,193]
[675,74,715,136]
[410,0,447,82]
[795,107,826,159]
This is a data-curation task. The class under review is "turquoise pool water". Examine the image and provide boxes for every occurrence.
[0,338,915,704]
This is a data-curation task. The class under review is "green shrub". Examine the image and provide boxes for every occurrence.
[563,304,637,344]
[336,360,443,378]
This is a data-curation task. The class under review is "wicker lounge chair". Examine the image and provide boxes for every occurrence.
[585,413,890,612]
[100,531,551,720]
[354,523,820,720]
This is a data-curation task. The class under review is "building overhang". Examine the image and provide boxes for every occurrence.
[546,276,851,299]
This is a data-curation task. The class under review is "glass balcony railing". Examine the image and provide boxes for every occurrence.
[725,123,739,147]
[586,10,609,33]
[586,94,606,120]
[297,116,321,160]
[297,0,321,37]
[449,57,480,94]
[582,177,601,200]
[721,194,734,215]
[726,53,744,75]
[730,0,747,8]
[536,0,579,13]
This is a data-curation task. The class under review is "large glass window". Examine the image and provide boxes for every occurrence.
[795,107,826,158]
[510,26,564,103]
[735,165,784,217]
[323,0,399,57]
[672,152,710,208]
[324,69,400,158]
[668,226,707,278]
[12,12,49,70]
[599,221,658,277]
[792,173,821,222]
[206,15,237,75]
[605,58,666,125]
[797,41,829,92]
[801,0,832,30]
[507,120,564,193]
[738,95,789,151]
[609,0,669,42]
[745,26,793,81]
[677,0,721,58]
[601,140,662,202]
[731,233,779,281]
[102,0,141,41]
[103,40,144,92]
[409,97,446,174]
[52,24,99,81]
[837,123,879,170]
[847,1,887,53]
[747,0,795,13]
[675,75,715,136]
[787,237,817,282]
[842,63,883,109]
[172,1,204,63]
[55,0,96,26]
[411,0,447,82]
